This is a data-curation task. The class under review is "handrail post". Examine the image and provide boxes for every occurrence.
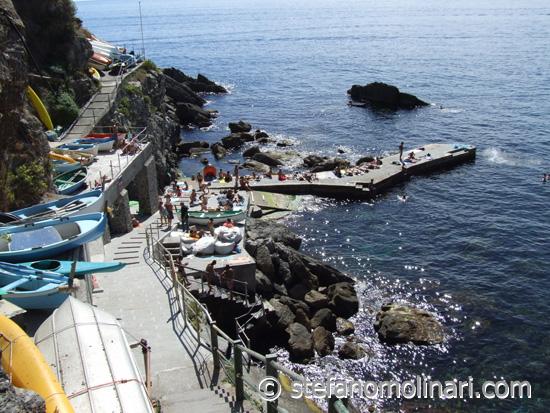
[234,341,244,401]
[210,322,220,371]
[266,354,279,413]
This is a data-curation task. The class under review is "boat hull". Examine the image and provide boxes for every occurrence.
[6,189,104,223]
[18,259,126,276]
[0,213,107,263]
[0,314,74,413]
[34,297,154,412]
[58,143,99,156]
[187,209,246,225]
[53,167,88,195]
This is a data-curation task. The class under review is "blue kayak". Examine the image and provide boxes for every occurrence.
[14,260,126,277]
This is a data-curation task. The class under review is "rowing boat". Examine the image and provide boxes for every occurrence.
[50,147,95,166]
[0,189,104,226]
[58,143,99,156]
[186,209,246,225]
[0,265,77,310]
[34,297,154,412]
[0,313,74,412]
[0,212,107,263]
[53,167,88,195]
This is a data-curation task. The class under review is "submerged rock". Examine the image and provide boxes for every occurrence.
[336,317,355,336]
[373,302,444,345]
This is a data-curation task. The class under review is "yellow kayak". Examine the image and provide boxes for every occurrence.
[49,151,75,164]
[0,313,74,413]
[27,86,54,131]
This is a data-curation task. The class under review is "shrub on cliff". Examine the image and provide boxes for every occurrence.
[51,91,79,128]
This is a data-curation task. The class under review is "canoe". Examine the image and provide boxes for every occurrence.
[0,189,104,226]
[187,209,246,225]
[50,147,95,166]
[49,151,75,163]
[53,167,88,195]
[17,259,126,277]
[0,265,77,310]
[58,143,99,156]
[88,52,112,70]
[0,212,107,263]
[0,313,74,413]
[34,297,154,413]
[27,86,54,131]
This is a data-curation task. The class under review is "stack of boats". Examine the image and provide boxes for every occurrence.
[0,190,122,311]
[87,35,140,73]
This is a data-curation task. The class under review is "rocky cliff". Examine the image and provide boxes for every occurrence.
[0,0,95,211]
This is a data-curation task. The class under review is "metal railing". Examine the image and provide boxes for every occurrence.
[144,222,350,413]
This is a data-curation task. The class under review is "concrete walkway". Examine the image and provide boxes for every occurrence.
[90,212,258,412]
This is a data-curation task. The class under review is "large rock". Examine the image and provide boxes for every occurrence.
[255,270,273,295]
[373,303,444,345]
[267,299,295,330]
[295,308,312,331]
[255,244,275,279]
[304,290,329,309]
[288,252,319,291]
[347,82,429,109]
[241,159,271,173]
[229,120,252,133]
[310,308,336,331]
[338,342,365,360]
[221,132,255,149]
[288,283,310,301]
[252,152,283,167]
[211,142,228,160]
[164,68,228,94]
[286,323,314,362]
[278,296,310,317]
[242,146,260,158]
[336,317,355,336]
[327,282,359,318]
[301,255,354,286]
[312,326,335,357]
[164,75,206,107]
[246,220,302,250]
[174,102,212,127]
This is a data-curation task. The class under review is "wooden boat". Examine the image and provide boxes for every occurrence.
[28,86,54,131]
[187,209,246,225]
[17,259,126,277]
[52,159,82,175]
[34,297,154,412]
[0,313,75,413]
[0,265,77,310]
[50,147,94,166]
[53,167,88,195]
[0,212,107,263]
[58,142,99,156]
[74,134,118,152]
[0,189,104,226]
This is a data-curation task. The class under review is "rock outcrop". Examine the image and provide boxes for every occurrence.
[245,219,360,363]
[373,302,444,345]
[348,82,429,109]
[163,67,228,94]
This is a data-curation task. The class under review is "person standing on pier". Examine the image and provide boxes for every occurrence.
[175,256,191,287]
[221,265,234,299]
[112,122,120,149]
[179,201,189,231]
[164,194,174,229]
[399,142,404,162]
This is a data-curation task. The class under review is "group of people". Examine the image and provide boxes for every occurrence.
[174,255,235,298]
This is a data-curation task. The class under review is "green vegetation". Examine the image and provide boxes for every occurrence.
[123,83,143,97]
[3,161,49,206]
[51,90,79,128]
[141,59,158,73]
[119,97,131,117]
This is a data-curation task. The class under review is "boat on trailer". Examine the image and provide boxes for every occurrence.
[0,212,107,263]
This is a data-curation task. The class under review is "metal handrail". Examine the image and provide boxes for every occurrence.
[144,222,349,413]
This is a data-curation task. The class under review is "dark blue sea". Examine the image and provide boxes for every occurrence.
[76,0,550,410]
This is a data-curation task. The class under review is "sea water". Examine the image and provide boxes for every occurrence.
[76,0,550,410]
